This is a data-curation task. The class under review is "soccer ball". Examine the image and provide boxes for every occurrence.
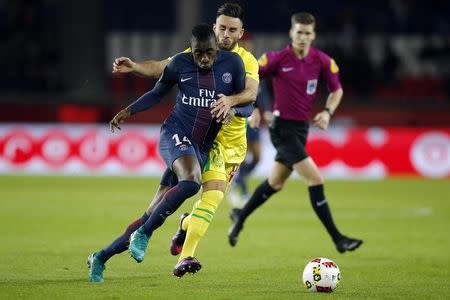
[302,257,341,293]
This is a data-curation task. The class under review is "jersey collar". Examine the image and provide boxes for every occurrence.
[288,44,313,63]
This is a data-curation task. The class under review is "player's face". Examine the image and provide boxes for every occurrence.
[191,37,217,70]
[213,15,244,51]
[290,23,315,51]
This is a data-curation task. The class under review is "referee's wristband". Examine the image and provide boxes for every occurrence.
[324,107,333,117]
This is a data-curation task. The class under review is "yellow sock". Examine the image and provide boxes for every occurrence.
[179,190,224,261]
[181,214,191,231]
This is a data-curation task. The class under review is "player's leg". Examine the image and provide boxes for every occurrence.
[171,179,226,256]
[229,117,298,246]
[88,170,174,282]
[231,127,261,203]
[171,142,230,277]
[173,179,226,277]
[228,161,292,246]
[293,157,362,253]
[129,155,201,262]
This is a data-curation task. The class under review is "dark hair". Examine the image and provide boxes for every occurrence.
[291,12,316,29]
[216,3,244,23]
[192,23,216,42]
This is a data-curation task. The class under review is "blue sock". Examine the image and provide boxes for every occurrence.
[140,180,200,236]
[235,161,258,195]
[97,213,149,263]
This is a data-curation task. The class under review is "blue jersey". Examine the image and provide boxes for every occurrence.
[163,51,246,152]
[128,50,249,168]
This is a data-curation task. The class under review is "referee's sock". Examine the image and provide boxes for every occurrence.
[239,179,278,221]
[141,180,200,236]
[97,212,149,263]
[308,184,342,242]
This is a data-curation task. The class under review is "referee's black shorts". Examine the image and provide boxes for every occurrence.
[268,117,309,169]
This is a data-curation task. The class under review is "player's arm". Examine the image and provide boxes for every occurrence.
[109,61,177,132]
[222,102,254,124]
[313,57,343,130]
[313,88,343,129]
[211,54,258,120]
[112,57,170,79]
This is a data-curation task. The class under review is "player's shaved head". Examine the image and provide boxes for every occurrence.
[192,23,216,44]
[191,24,217,70]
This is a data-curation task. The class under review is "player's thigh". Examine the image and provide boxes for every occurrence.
[267,161,292,190]
[247,141,261,162]
[159,123,202,181]
[202,141,227,184]
[173,155,202,183]
[246,126,261,161]
[293,157,324,186]
[269,118,309,168]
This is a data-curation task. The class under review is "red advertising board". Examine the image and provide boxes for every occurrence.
[0,124,448,178]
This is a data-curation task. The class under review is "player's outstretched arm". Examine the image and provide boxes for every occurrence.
[313,88,343,130]
[109,61,177,133]
[112,57,170,79]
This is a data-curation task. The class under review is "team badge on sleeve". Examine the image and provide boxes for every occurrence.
[258,53,268,67]
[330,58,339,73]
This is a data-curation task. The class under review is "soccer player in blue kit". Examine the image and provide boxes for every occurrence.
[88,24,251,282]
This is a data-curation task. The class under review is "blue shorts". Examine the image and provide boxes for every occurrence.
[246,125,260,143]
[158,120,208,170]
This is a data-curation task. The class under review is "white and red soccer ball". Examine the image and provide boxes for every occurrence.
[302,257,341,293]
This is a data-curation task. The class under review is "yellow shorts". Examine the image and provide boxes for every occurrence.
[202,141,241,184]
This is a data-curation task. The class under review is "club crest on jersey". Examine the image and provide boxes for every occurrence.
[222,72,232,84]
[307,79,318,95]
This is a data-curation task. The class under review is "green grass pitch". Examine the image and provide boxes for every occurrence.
[0,176,449,299]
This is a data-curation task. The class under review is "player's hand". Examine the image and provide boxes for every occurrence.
[248,108,261,128]
[263,111,273,124]
[222,108,236,125]
[211,94,234,122]
[109,108,131,133]
[112,57,135,74]
[313,111,331,130]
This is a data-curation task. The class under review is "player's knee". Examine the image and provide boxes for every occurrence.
[306,174,324,186]
[178,180,201,197]
[268,178,285,191]
[201,190,224,209]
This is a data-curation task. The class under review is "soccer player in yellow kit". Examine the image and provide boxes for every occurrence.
[88,3,258,280]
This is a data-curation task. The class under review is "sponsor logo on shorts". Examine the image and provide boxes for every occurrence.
[179,144,189,151]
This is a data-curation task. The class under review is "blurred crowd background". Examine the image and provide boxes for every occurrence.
[1,0,449,126]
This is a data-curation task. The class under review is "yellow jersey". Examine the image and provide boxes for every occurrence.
[172,45,259,163]
[216,44,259,163]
